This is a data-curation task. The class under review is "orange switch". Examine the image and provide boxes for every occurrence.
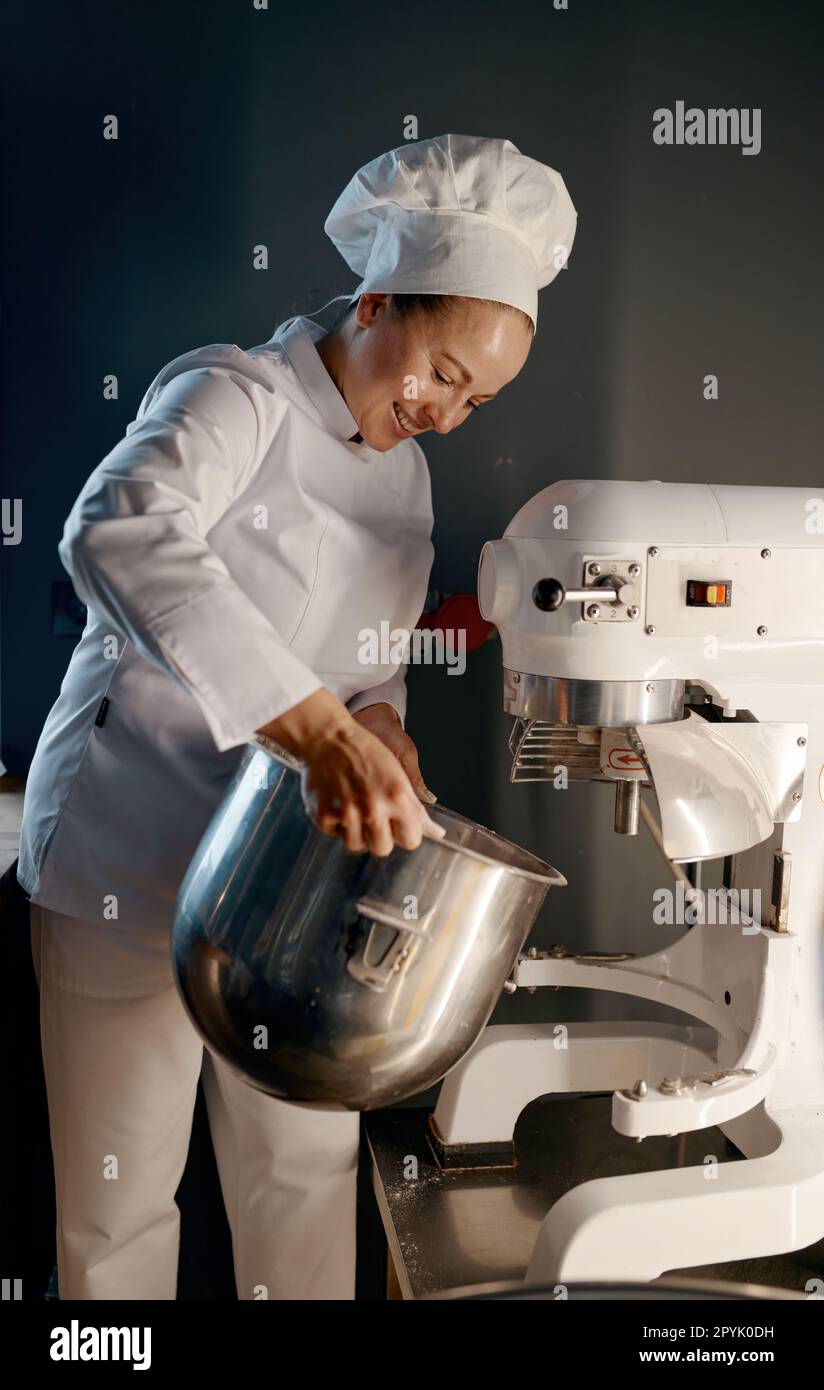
[686,579,732,608]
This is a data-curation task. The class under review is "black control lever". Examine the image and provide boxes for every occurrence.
[532,577,623,612]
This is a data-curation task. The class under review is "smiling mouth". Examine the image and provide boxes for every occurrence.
[393,401,421,435]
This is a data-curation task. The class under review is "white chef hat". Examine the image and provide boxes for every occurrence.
[324,133,577,331]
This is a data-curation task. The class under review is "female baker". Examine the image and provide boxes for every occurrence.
[18,133,576,1300]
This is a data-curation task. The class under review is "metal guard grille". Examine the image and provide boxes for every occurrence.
[508,719,654,787]
[508,718,604,784]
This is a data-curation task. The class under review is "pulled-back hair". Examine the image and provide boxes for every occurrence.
[333,292,532,335]
[392,293,533,334]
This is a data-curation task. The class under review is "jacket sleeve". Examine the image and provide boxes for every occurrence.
[347,665,409,727]
[59,366,324,752]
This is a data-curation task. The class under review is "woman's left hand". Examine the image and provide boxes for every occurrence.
[351,704,437,804]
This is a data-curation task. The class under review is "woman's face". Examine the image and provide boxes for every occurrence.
[330,294,533,453]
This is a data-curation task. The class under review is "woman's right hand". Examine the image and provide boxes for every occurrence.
[256,687,444,857]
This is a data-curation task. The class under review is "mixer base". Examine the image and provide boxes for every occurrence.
[426,1113,516,1171]
[366,1095,824,1300]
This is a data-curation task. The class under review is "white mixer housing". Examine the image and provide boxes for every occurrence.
[433,478,824,1287]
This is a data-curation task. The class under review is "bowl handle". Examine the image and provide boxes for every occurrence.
[346,897,435,993]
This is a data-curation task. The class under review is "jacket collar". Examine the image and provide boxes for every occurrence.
[274,315,361,444]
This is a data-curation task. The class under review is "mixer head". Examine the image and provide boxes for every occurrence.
[480,480,816,859]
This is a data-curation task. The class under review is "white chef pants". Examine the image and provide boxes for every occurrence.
[29,903,360,1301]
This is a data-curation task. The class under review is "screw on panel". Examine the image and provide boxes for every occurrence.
[645,624,655,635]
[797,737,807,747]
[646,683,656,693]
[588,562,601,576]
[628,606,639,619]
[648,546,659,557]
[792,791,802,802]
[586,604,600,619]
[757,626,768,637]
[761,549,771,558]
[512,673,521,683]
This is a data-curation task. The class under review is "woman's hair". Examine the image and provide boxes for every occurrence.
[392,293,533,334]
[333,292,533,335]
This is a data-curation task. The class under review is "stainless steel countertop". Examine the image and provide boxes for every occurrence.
[365,1094,824,1299]
[0,778,24,878]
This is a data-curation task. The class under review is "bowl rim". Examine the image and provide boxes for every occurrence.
[252,734,566,888]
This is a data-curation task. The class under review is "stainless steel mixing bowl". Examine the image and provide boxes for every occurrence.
[171,736,565,1109]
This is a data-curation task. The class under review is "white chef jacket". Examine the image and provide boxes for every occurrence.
[18,314,435,928]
